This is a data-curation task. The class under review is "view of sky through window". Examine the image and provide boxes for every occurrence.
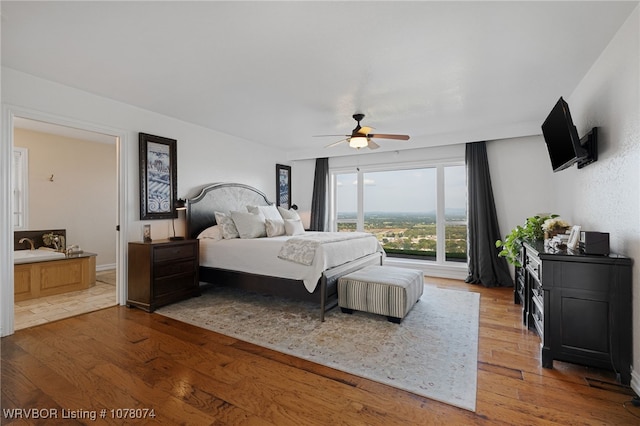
[336,167,466,213]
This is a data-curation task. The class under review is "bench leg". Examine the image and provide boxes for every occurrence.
[387,316,402,324]
[341,307,354,314]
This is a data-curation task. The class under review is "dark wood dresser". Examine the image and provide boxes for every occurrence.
[521,241,633,384]
[127,239,200,312]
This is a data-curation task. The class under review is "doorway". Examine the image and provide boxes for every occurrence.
[6,109,127,334]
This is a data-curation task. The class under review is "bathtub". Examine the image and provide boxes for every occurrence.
[14,249,66,264]
[14,250,97,301]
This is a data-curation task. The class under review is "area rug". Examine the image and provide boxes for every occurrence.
[156,284,480,411]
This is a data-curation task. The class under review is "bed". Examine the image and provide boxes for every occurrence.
[186,182,384,321]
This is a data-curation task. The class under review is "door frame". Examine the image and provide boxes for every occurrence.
[1,105,128,336]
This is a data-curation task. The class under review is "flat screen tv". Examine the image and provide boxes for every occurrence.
[541,97,589,172]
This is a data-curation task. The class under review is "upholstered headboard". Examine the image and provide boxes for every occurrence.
[186,182,272,239]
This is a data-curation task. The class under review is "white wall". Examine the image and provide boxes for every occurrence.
[1,67,287,335]
[488,135,557,277]
[557,6,640,392]
[291,159,316,229]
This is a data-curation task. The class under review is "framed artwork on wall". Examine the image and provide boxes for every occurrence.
[139,133,178,220]
[276,164,291,209]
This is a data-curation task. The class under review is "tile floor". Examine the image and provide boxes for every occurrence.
[14,269,117,330]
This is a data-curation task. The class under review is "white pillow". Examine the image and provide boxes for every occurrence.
[214,211,239,239]
[247,204,281,222]
[197,225,222,241]
[265,218,286,237]
[284,219,305,236]
[278,206,301,221]
[231,210,267,239]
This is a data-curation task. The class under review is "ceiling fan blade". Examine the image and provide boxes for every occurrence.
[356,126,373,135]
[325,138,348,148]
[368,133,410,141]
[314,134,350,138]
[367,140,380,150]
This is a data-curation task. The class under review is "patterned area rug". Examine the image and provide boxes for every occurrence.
[156,283,480,411]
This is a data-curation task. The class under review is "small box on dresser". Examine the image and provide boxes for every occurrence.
[127,239,200,312]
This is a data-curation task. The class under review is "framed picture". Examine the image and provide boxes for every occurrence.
[567,225,581,250]
[143,224,152,243]
[276,164,291,209]
[139,133,178,220]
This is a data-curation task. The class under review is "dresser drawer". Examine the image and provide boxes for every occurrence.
[154,243,197,262]
[526,252,541,283]
[531,294,544,339]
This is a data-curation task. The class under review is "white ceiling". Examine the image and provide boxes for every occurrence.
[2,1,637,159]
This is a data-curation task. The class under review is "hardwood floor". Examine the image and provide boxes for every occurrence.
[2,277,639,425]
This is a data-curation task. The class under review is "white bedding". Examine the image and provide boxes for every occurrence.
[199,232,384,292]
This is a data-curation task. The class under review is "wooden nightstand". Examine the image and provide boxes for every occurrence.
[127,239,200,312]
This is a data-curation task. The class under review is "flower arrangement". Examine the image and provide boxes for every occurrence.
[542,217,570,232]
[542,217,570,239]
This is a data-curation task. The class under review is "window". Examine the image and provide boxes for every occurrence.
[331,163,466,264]
[13,147,28,229]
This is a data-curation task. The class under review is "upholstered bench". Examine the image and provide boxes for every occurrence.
[337,265,424,323]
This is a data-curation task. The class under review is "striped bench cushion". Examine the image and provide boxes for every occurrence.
[338,266,424,322]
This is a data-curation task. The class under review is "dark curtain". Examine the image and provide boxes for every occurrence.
[309,157,329,231]
[465,142,513,287]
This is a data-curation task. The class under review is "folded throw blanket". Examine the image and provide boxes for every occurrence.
[278,232,375,265]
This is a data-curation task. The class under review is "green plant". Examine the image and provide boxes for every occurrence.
[495,214,558,267]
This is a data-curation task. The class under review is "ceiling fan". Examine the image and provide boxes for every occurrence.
[315,113,410,150]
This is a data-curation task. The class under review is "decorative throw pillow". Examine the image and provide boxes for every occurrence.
[284,218,305,236]
[247,204,281,222]
[197,225,223,241]
[265,218,286,237]
[230,210,267,239]
[214,211,240,239]
[278,206,301,221]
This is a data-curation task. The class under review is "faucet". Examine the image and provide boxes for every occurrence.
[19,237,35,250]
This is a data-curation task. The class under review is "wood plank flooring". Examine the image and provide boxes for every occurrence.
[2,277,640,425]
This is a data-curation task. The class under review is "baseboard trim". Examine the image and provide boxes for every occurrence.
[96,263,116,272]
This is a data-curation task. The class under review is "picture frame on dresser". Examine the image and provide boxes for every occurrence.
[276,163,292,209]
[567,225,581,250]
[139,132,178,220]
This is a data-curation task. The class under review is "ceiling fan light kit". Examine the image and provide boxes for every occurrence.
[349,136,369,149]
[316,113,410,150]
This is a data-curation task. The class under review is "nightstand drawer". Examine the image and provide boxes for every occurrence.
[155,272,196,298]
[154,243,197,262]
[154,259,196,279]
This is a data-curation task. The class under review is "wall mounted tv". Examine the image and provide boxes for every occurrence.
[541,97,597,172]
